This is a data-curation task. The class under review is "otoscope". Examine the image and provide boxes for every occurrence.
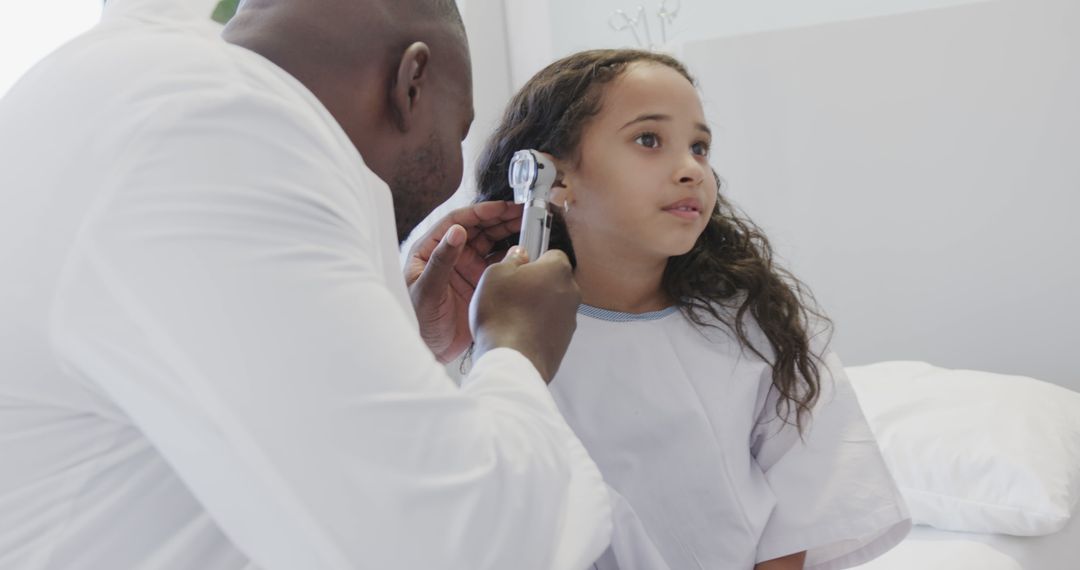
[508,150,557,262]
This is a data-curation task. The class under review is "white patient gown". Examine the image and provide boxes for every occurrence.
[550,305,912,570]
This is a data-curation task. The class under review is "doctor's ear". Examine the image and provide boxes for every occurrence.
[390,42,430,132]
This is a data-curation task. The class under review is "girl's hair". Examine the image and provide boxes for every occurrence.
[474,49,831,430]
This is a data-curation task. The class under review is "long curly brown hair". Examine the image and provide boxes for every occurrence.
[474,49,831,430]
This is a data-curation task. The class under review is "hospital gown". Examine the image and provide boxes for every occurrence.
[550,304,912,570]
[0,1,611,568]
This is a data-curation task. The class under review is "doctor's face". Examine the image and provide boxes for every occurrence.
[390,34,474,243]
[560,62,717,264]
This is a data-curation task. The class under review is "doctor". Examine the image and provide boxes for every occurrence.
[0,0,611,569]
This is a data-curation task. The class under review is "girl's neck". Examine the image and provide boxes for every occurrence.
[572,247,671,314]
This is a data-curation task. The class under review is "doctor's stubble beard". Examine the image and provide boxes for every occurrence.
[389,132,454,245]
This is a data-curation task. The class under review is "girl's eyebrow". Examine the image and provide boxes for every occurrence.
[620,113,712,136]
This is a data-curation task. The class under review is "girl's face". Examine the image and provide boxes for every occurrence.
[560,62,718,264]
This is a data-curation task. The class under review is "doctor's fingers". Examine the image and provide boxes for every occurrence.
[448,269,476,300]
[465,216,522,243]
[473,200,524,223]
[449,243,496,288]
[443,200,523,233]
[406,202,519,265]
[411,225,468,296]
[464,220,523,260]
[449,225,522,283]
[532,249,574,274]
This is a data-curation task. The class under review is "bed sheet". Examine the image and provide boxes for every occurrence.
[852,512,1080,569]
[902,511,1080,569]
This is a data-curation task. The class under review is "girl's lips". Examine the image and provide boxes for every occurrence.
[665,208,701,220]
[662,198,702,220]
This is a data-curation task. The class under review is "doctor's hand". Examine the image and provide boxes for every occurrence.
[405,201,524,363]
[470,248,581,383]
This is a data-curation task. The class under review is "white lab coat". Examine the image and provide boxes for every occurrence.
[0,1,611,568]
[550,305,912,570]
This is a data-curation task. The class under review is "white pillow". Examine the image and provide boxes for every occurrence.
[845,361,1080,536]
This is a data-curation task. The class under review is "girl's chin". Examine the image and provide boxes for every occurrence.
[667,247,697,259]
[663,235,702,257]
[575,232,700,265]
[655,223,707,254]
[652,242,698,261]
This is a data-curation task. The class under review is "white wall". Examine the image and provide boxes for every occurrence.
[513,0,990,91]
[0,1,102,98]
[681,0,1080,388]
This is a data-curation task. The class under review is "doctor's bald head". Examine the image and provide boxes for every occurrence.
[224,0,474,242]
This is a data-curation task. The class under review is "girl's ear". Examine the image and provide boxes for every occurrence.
[537,151,574,211]
[548,155,575,210]
[551,186,572,211]
[550,172,574,211]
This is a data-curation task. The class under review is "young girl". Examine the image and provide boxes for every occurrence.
[474,50,911,570]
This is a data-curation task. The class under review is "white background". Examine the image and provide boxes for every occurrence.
[0,0,102,97]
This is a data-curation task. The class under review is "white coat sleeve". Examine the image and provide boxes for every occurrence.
[50,82,611,570]
[751,353,911,570]
[592,486,671,570]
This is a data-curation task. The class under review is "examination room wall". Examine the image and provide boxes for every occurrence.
[679,0,1080,389]
[445,0,1079,390]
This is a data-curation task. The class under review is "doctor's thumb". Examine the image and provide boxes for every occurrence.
[500,246,530,267]
[422,225,466,282]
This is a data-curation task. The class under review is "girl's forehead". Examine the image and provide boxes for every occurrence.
[598,62,705,123]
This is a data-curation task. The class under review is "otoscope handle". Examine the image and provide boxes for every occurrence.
[519,201,552,262]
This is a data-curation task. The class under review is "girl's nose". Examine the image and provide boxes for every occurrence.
[675,153,705,185]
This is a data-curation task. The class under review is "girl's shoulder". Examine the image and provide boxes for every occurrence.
[681,300,835,374]
[681,300,770,350]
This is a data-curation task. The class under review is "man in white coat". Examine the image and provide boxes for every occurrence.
[0,0,611,568]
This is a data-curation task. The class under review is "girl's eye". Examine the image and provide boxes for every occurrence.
[634,132,660,148]
[691,141,711,157]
